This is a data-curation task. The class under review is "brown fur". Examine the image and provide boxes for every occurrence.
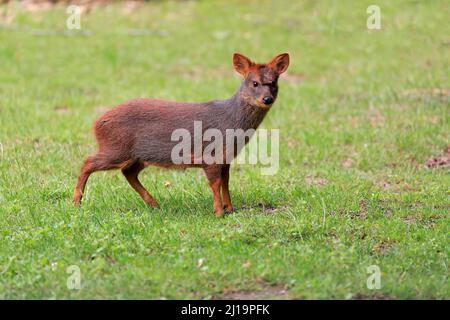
[73,53,290,217]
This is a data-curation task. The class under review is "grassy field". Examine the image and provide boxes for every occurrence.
[0,0,448,299]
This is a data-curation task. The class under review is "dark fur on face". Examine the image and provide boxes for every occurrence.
[233,53,289,108]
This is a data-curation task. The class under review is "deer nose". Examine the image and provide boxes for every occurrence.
[262,96,274,105]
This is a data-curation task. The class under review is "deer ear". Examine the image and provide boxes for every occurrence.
[268,53,290,75]
[233,53,254,76]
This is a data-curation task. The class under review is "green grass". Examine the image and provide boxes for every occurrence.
[0,0,449,299]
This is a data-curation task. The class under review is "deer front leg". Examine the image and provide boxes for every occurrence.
[203,165,223,217]
[221,164,233,214]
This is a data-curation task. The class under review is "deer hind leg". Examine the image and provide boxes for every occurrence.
[122,161,158,207]
[221,164,233,214]
[203,165,223,217]
[73,153,121,205]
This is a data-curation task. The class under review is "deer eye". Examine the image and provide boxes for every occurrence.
[252,81,259,87]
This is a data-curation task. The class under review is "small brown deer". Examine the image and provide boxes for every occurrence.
[73,53,290,217]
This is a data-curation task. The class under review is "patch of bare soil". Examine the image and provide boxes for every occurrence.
[372,240,393,255]
[377,199,444,228]
[18,0,98,13]
[341,158,354,168]
[404,214,439,228]
[345,201,369,219]
[286,138,298,149]
[18,0,55,12]
[54,105,70,114]
[402,88,450,97]
[353,293,396,300]
[121,0,142,14]
[402,88,450,105]
[0,2,15,25]
[214,284,290,300]
[94,106,111,113]
[358,199,368,219]
[6,1,141,15]
[404,216,417,225]
[367,105,386,127]
[376,179,417,193]
[425,145,450,169]
[305,174,328,187]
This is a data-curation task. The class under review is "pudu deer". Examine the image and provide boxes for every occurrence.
[73,53,290,217]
